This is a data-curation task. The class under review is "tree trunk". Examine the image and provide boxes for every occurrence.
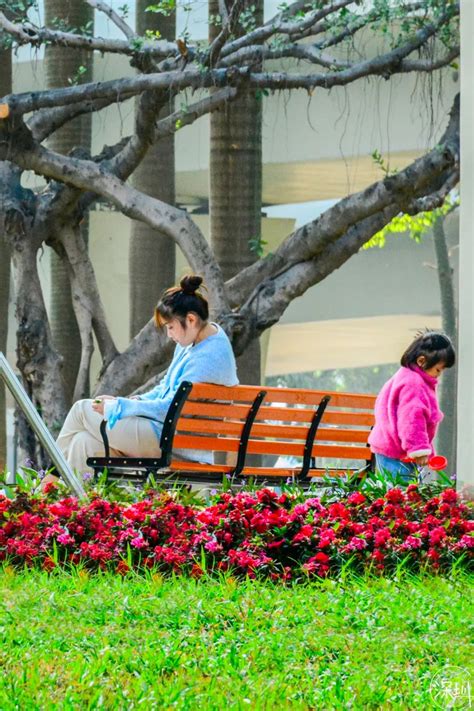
[0,165,68,465]
[129,3,176,339]
[433,215,457,471]
[44,0,93,405]
[0,43,12,470]
[209,0,263,385]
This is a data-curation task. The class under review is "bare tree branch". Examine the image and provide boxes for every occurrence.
[106,89,170,180]
[207,0,247,68]
[231,204,402,353]
[28,96,120,143]
[404,170,460,214]
[219,43,351,69]
[86,0,135,40]
[0,69,211,116]
[153,86,238,139]
[0,129,229,316]
[227,93,460,307]
[94,320,175,395]
[219,0,354,60]
[0,11,177,59]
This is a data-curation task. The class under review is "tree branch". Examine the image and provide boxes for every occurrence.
[1,131,229,317]
[227,93,460,306]
[94,320,175,395]
[219,0,354,60]
[219,43,351,70]
[2,9,458,120]
[207,0,247,68]
[0,69,220,116]
[230,204,402,353]
[86,0,135,40]
[106,89,170,181]
[28,96,119,143]
[153,86,238,139]
[0,11,177,59]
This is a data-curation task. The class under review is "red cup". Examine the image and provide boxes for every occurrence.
[427,455,448,471]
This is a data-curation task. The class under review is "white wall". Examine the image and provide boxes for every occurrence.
[457,1,474,498]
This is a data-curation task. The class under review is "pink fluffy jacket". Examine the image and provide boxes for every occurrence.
[368,365,444,459]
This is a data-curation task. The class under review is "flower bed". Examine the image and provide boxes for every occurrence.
[0,485,472,579]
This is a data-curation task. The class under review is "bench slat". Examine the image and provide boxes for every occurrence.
[189,383,375,409]
[177,418,370,443]
[172,433,371,460]
[168,462,360,479]
[182,401,375,426]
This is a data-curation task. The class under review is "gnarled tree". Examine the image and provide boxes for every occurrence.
[0,0,460,463]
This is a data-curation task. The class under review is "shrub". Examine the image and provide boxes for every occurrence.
[0,483,472,580]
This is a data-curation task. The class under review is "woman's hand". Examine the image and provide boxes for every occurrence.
[92,396,116,416]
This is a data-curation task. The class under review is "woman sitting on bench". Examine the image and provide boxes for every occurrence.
[49,275,238,480]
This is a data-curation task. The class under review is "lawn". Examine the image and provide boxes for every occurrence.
[0,570,473,709]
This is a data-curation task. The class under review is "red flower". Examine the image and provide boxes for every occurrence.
[406,484,421,502]
[440,489,458,504]
[249,512,269,534]
[374,528,392,547]
[385,488,405,504]
[427,548,440,562]
[42,482,57,495]
[347,492,366,506]
[372,549,385,562]
[318,529,336,548]
[292,525,314,544]
[328,503,350,520]
[429,527,447,546]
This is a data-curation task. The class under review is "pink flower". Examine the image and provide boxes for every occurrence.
[347,536,368,551]
[57,532,75,546]
[458,534,474,549]
[402,535,422,550]
[131,536,148,549]
[204,540,222,554]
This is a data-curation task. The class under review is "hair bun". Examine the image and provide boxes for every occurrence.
[180,275,203,295]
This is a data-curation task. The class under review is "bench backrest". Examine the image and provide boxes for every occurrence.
[171,383,375,475]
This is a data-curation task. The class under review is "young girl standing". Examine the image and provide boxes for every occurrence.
[368,332,455,482]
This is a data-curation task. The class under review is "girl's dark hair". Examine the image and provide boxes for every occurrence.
[154,275,209,327]
[401,331,455,369]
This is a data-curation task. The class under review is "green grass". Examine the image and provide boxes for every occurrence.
[0,571,473,710]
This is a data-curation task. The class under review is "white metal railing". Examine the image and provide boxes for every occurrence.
[0,352,86,498]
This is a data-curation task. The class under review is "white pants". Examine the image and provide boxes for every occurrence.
[56,399,162,476]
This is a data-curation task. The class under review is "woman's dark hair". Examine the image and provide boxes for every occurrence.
[154,275,209,327]
[401,331,455,369]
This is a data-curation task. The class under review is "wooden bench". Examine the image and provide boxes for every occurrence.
[87,382,376,487]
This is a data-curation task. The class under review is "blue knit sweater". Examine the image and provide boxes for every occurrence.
[105,324,238,462]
